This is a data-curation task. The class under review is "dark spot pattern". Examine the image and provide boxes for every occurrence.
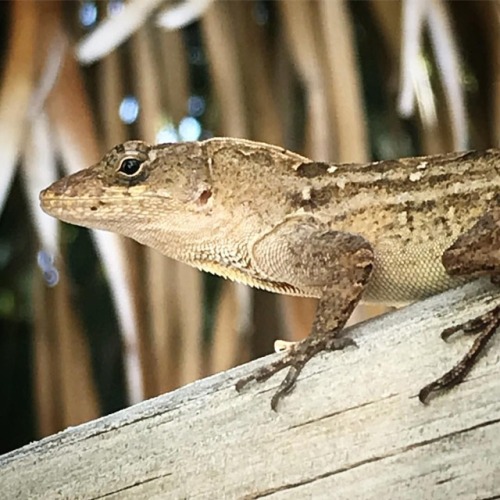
[289,186,333,211]
[295,162,331,179]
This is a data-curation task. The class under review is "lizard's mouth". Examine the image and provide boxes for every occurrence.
[39,190,141,236]
[39,175,158,234]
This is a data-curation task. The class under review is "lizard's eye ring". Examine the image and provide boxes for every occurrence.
[117,157,144,177]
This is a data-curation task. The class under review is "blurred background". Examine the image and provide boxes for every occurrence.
[0,0,498,454]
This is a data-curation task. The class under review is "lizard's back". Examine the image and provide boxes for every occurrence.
[303,150,500,304]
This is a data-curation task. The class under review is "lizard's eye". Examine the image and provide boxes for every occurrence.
[117,157,144,177]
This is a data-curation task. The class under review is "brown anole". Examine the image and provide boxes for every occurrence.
[40,138,500,410]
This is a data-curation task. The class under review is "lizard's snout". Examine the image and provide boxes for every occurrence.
[40,169,98,204]
[40,176,72,200]
[39,177,67,214]
[39,170,91,217]
[39,167,110,223]
[39,181,62,216]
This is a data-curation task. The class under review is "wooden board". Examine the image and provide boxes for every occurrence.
[1,279,500,499]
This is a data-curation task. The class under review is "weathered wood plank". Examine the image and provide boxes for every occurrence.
[1,279,500,499]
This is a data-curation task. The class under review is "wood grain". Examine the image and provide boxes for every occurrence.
[1,279,500,499]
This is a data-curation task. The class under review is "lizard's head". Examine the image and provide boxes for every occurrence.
[40,140,215,247]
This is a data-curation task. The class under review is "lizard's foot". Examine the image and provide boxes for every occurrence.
[236,335,356,411]
[418,305,500,403]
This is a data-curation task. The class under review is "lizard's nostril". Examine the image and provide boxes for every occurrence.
[43,176,74,197]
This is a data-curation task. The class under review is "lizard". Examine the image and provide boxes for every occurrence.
[39,138,500,410]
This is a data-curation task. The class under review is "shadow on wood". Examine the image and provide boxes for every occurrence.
[1,280,500,499]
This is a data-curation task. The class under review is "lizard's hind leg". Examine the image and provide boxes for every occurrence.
[419,207,500,403]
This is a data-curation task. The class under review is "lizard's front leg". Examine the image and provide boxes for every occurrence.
[419,207,500,402]
[236,217,374,410]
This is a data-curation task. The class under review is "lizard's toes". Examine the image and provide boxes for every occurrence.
[325,337,357,350]
[420,305,500,403]
[235,353,296,393]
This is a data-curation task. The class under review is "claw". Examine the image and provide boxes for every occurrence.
[235,376,252,393]
[441,316,490,341]
[325,337,357,350]
[271,366,301,411]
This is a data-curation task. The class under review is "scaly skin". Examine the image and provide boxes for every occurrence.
[40,138,500,409]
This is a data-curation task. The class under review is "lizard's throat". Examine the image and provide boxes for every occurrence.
[112,217,236,263]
